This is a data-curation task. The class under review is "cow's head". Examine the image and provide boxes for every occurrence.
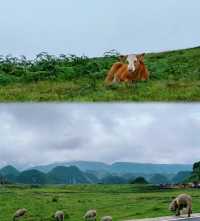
[119,53,145,72]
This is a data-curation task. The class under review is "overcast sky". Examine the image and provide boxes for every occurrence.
[0,103,200,169]
[0,0,200,58]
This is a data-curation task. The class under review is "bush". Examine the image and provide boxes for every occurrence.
[52,196,59,202]
[0,72,15,85]
[23,70,58,82]
[57,67,76,80]
[129,177,148,184]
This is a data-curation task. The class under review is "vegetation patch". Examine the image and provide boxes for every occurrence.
[1,185,200,221]
[0,47,200,101]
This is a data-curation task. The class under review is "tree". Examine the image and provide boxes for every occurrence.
[129,177,148,184]
[187,161,200,183]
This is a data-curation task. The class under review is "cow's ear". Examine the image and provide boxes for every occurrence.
[118,55,128,62]
[137,53,145,62]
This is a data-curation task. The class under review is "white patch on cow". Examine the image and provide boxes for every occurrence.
[127,54,137,72]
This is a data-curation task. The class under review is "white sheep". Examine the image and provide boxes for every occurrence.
[13,208,27,221]
[54,210,65,221]
[101,216,113,221]
[169,193,192,217]
[84,209,97,221]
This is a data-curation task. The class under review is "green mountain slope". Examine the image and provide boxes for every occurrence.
[46,166,90,184]
[33,161,108,173]
[0,163,194,185]
[0,165,19,176]
[17,169,47,185]
[149,174,169,185]
[171,171,191,184]
[0,47,200,101]
[0,165,20,182]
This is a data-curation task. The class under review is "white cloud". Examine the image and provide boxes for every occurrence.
[0,103,199,168]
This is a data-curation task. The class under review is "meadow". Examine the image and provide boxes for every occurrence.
[1,184,200,221]
[0,47,200,101]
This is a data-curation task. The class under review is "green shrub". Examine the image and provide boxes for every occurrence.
[0,72,15,85]
[130,177,148,184]
[57,67,76,80]
[22,71,57,82]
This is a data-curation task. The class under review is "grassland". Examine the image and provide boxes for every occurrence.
[0,47,200,101]
[1,184,200,221]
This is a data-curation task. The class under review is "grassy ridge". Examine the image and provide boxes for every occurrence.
[0,47,200,101]
[1,184,200,221]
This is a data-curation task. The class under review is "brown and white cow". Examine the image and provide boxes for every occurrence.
[105,53,149,85]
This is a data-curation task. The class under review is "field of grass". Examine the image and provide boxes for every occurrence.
[0,47,200,101]
[1,184,200,221]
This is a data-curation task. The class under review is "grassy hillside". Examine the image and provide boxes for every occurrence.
[0,47,200,101]
[1,184,200,221]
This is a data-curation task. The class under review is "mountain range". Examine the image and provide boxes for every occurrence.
[31,161,192,174]
[0,161,193,185]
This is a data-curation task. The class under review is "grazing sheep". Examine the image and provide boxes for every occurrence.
[13,208,27,221]
[169,194,192,217]
[101,216,113,221]
[84,209,97,221]
[54,210,65,221]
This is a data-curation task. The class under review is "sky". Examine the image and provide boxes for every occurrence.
[0,103,200,169]
[0,0,200,58]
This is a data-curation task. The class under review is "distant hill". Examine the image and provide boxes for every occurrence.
[17,169,46,185]
[0,162,193,185]
[46,166,90,184]
[32,161,108,173]
[32,161,192,175]
[110,162,192,174]
[101,175,127,184]
[0,165,20,176]
[0,165,20,182]
[84,171,100,183]
[149,174,169,185]
[171,171,192,184]
[0,165,98,185]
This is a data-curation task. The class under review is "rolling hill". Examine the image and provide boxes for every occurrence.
[0,47,200,101]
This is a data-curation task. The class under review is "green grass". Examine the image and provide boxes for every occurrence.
[0,47,200,101]
[1,80,200,102]
[1,184,200,221]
